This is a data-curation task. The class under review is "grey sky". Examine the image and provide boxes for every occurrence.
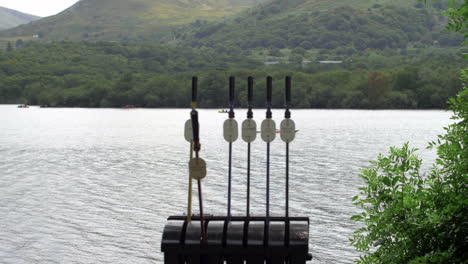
[0,0,79,17]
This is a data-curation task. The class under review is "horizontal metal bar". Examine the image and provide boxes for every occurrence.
[168,215,309,223]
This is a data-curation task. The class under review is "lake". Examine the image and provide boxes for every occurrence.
[0,105,451,263]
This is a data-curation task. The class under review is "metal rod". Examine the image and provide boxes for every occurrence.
[247,143,251,217]
[197,178,206,243]
[190,76,206,242]
[266,77,272,119]
[228,142,232,220]
[286,142,289,218]
[187,143,193,222]
[284,76,291,217]
[266,76,273,224]
[229,76,235,118]
[246,76,254,217]
[194,132,206,243]
[227,76,235,221]
[187,77,198,223]
[285,76,291,218]
[266,142,270,221]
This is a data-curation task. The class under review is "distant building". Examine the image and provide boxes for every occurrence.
[264,61,280,65]
[302,60,312,67]
[32,34,39,38]
[319,61,343,64]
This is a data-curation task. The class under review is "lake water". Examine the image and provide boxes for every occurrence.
[0,105,451,264]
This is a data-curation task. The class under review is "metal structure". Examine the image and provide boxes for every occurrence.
[162,77,312,264]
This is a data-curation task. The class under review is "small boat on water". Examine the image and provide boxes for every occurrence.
[218,109,229,113]
[122,105,137,109]
[17,104,29,108]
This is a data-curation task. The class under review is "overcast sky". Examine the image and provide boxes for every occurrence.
[0,0,80,17]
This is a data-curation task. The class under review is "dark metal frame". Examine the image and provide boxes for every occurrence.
[162,216,312,264]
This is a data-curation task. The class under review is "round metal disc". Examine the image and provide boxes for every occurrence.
[184,119,193,142]
[223,119,239,143]
[242,119,257,143]
[261,119,276,143]
[189,158,207,180]
[280,119,296,143]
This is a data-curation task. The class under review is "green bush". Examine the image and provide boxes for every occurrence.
[351,85,467,263]
[352,3,467,261]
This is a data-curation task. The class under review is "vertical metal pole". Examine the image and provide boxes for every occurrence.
[282,76,294,253]
[227,76,235,221]
[193,126,206,243]
[246,76,254,217]
[247,143,251,217]
[228,142,232,220]
[187,77,198,224]
[266,142,270,221]
[197,186,205,243]
[285,76,291,218]
[286,142,289,218]
[191,77,206,243]
[188,143,193,223]
[266,76,273,224]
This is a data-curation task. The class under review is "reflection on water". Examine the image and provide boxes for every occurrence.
[0,105,450,263]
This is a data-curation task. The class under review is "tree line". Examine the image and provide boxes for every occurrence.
[0,41,465,108]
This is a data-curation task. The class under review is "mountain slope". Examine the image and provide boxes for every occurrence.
[175,0,463,52]
[0,0,266,41]
[0,7,40,30]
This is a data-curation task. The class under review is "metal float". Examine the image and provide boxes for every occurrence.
[161,76,312,264]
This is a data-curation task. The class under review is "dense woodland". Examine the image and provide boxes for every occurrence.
[178,4,464,52]
[0,0,466,109]
[0,41,465,108]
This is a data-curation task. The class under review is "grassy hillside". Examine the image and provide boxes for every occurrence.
[0,0,266,41]
[175,0,463,52]
[0,7,40,30]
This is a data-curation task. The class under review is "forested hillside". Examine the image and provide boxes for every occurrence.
[0,42,464,109]
[176,0,463,52]
[0,0,465,109]
[0,0,266,42]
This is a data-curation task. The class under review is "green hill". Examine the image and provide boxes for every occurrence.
[0,7,40,30]
[0,0,266,41]
[2,0,462,50]
[175,0,463,52]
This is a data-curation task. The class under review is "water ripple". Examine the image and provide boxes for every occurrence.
[0,106,450,263]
